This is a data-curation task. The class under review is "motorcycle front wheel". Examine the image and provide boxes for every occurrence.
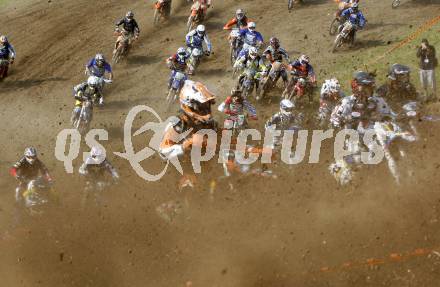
[392,0,401,9]
[288,0,294,11]
[166,88,177,111]
[329,18,339,36]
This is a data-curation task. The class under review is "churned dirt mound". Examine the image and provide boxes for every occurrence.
[1,0,440,286]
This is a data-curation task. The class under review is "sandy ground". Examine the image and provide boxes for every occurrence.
[1,0,440,286]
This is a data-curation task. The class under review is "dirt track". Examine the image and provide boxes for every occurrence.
[1,0,440,286]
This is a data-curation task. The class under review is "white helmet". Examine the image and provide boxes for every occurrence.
[177,47,187,60]
[196,25,206,36]
[236,9,245,20]
[248,47,258,60]
[299,54,310,64]
[0,35,7,43]
[90,146,105,162]
[248,22,256,30]
[24,147,37,164]
[322,78,341,94]
[280,99,295,115]
[87,76,101,88]
[95,53,105,62]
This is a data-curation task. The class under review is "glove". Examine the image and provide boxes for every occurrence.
[10,58,15,64]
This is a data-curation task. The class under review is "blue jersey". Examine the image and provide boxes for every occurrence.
[0,42,16,59]
[86,58,112,77]
[290,60,314,78]
[185,30,212,52]
[341,8,366,28]
[239,29,263,46]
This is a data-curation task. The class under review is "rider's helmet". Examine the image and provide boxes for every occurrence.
[351,3,359,12]
[90,146,105,163]
[180,82,216,120]
[280,99,295,116]
[299,54,310,65]
[24,147,38,165]
[87,76,101,90]
[248,47,258,60]
[329,78,341,93]
[196,25,206,37]
[322,78,341,96]
[270,37,280,50]
[352,71,375,97]
[177,47,187,60]
[248,22,256,31]
[388,63,410,82]
[230,89,243,102]
[126,11,134,21]
[236,9,245,21]
[0,35,7,44]
[95,54,105,67]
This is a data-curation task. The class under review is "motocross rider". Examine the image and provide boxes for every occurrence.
[265,99,299,147]
[238,22,264,54]
[263,37,290,87]
[10,147,53,202]
[190,0,211,19]
[376,63,418,104]
[166,47,190,90]
[330,71,393,131]
[159,81,216,159]
[223,9,250,30]
[79,146,119,183]
[233,46,267,92]
[284,54,316,97]
[114,11,140,53]
[219,89,257,129]
[319,78,345,126]
[0,35,16,79]
[71,76,103,123]
[338,3,366,37]
[186,24,212,74]
[156,0,172,18]
[85,54,113,90]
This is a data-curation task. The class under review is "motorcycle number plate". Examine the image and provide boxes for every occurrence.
[175,72,185,80]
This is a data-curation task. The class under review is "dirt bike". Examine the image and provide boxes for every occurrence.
[238,68,261,99]
[81,179,116,209]
[112,29,134,64]
[167,71,187,111]
[283,75,316,103]
[332,21,357,53]
[224,114,247,137]
[153,0,171,26]
[317,100,338,128]
[188,47,209,74]
[187,6,205,33]
[257,61,286,102]
[229,28,243,66]
[373,112,417,184]
[72,98,93,136]
[392,0,401,8]
[0,59,10,80]
[15,177,56,216]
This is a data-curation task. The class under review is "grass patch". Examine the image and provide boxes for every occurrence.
[321,19,440,94]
